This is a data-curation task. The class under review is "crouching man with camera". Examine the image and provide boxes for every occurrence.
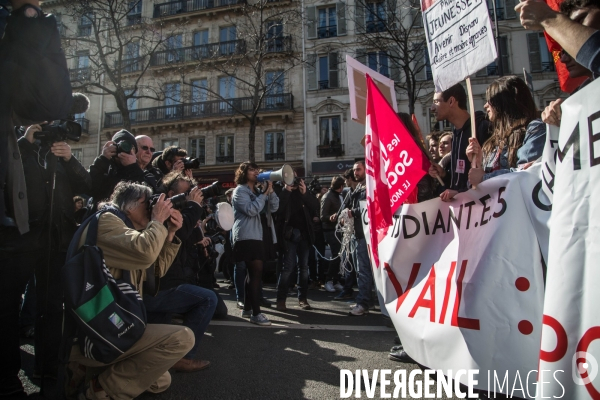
[68,182,195,399]
[143,171,218,372]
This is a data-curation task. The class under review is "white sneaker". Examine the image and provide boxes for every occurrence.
[324,281,336,292]
[333,283,344,291]
[349,304,369,316]
[250,313,272,326]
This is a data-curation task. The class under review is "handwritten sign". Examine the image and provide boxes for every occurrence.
[422,0,497,91]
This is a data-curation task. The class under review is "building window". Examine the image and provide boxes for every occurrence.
[265,132,285,160]
[165,35,183,62]
[189,137,206,165]
[318,7,337,38]
[527,32,555,73]
[191,79,208,115]
[216,135,234,163]
[476,36,510,76]
[127,1,142,25]
[414,43,432,81]
[72,148,83,161]
[218,77,235,112]
[162,139,179,149]
[318,116,343,157]
[220,26,237,55]
[365,1,386,33]
[319,53,338,89]
[265,71,284,108]
[164,83,181,118]
[429,110,453,131]
[78,12,93,36]
[367,51,389,77]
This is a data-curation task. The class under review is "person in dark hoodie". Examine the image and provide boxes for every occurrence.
[428,83,491,201]
[147,145,188,189]
[88,129,157,211]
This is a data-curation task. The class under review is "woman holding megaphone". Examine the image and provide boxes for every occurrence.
[231,161,279,326]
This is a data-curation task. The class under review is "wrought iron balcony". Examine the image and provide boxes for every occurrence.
[216,155,234,163]
[153,0,246,18]
[75,118,90,135]
[317,144,344,157]
[77,25,92,36]
[317,25,337,39]
[114,57,145,73]
[265,152,285,161]
[70,67,91,82]
[150,40,246,66]
[103,93,294,128]
[265,36,292,53]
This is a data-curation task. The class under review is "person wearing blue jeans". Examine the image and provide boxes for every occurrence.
[144,284,217,367]
[352,238,373,315]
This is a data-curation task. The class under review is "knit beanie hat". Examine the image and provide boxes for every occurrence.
[112,129,138,153]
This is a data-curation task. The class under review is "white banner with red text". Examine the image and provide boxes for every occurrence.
[362,164,551,398]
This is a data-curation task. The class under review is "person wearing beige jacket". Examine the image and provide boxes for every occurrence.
[69,182,194,400]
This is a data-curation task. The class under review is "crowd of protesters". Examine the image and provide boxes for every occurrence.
[1,0,599,397]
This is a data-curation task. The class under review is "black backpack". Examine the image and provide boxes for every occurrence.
[62,209,147,363]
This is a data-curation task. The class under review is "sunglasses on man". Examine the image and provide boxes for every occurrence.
[141,145,156,152]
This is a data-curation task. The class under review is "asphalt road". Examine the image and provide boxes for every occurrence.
[20,279,466,400]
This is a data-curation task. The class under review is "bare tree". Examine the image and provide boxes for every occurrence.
[60,0,181,130]
[348,0,433,114]
[181,0,304,162]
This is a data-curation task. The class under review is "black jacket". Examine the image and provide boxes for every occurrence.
[158,201,205,291]
[320,189,342,231]
[442,111,491,192]
[275,189,319,251]
[6,137,92,252]
[88,155,154,210]
[344,183,366,239]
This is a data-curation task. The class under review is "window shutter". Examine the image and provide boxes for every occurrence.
[307,54,317,90]
[389,46,400,82]
[337,2,347,36]
[329,52,339,88]
[355,48,366,65]
[504,0,517,19]
[355,2,365,34]
[527,33,542,73]
[500,36,510,74]
[307,6,317,39]
[386,0,397,30]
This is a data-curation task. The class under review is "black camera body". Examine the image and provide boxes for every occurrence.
[183,157,201,170]
[33,120,82,144]
[307,177,322,195]
[116,141,134,155]
[147,193,188,212]
[204,233,225,259]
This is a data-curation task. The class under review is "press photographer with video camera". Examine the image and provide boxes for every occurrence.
[143,171,218,372]
[88,129,158,212]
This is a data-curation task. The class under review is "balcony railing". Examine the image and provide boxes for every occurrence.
[265,152,285,161]
[317,25,337,38]
[317,144,344,157]
[77,25,92,36]
[103,93,294,128]
[70,67,91,82]
[114,56,145,73]
[265,36,292,53]
[75,118,90,134]
[216,155,234,163]
[153,0,246,18]
[150,40,245,66]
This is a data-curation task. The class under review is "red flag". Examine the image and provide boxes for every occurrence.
[543,0,587,93]
[365,75,429,268]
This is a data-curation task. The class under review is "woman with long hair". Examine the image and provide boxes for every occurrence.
[467,76,546,186]
[231,161,279,326]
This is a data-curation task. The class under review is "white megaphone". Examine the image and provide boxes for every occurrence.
[257,164,294,186]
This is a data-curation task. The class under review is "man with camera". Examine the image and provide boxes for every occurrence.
[148,145,194,189]
[0,121,91,395]
[275,175,320,311]
[143,172,218,372]
[89,129,157,212]
[68,181,198,399]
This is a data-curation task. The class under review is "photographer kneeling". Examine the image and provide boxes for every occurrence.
[144,172,218,372]
[69,182,194,399]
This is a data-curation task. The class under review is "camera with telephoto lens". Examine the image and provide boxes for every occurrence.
[33,120,82,144]
[183,157,201,170]
[307,176,322,195]
[147,192,188,212]
[204,233,225,259]
[200,181,222,198]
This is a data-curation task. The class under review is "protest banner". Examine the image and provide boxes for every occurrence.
[421,0,497,92]
[536,78,600,399]
[364,74,429,267]
[540,124,559,203]
[363,163,551,397]
[346,55,397,126]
